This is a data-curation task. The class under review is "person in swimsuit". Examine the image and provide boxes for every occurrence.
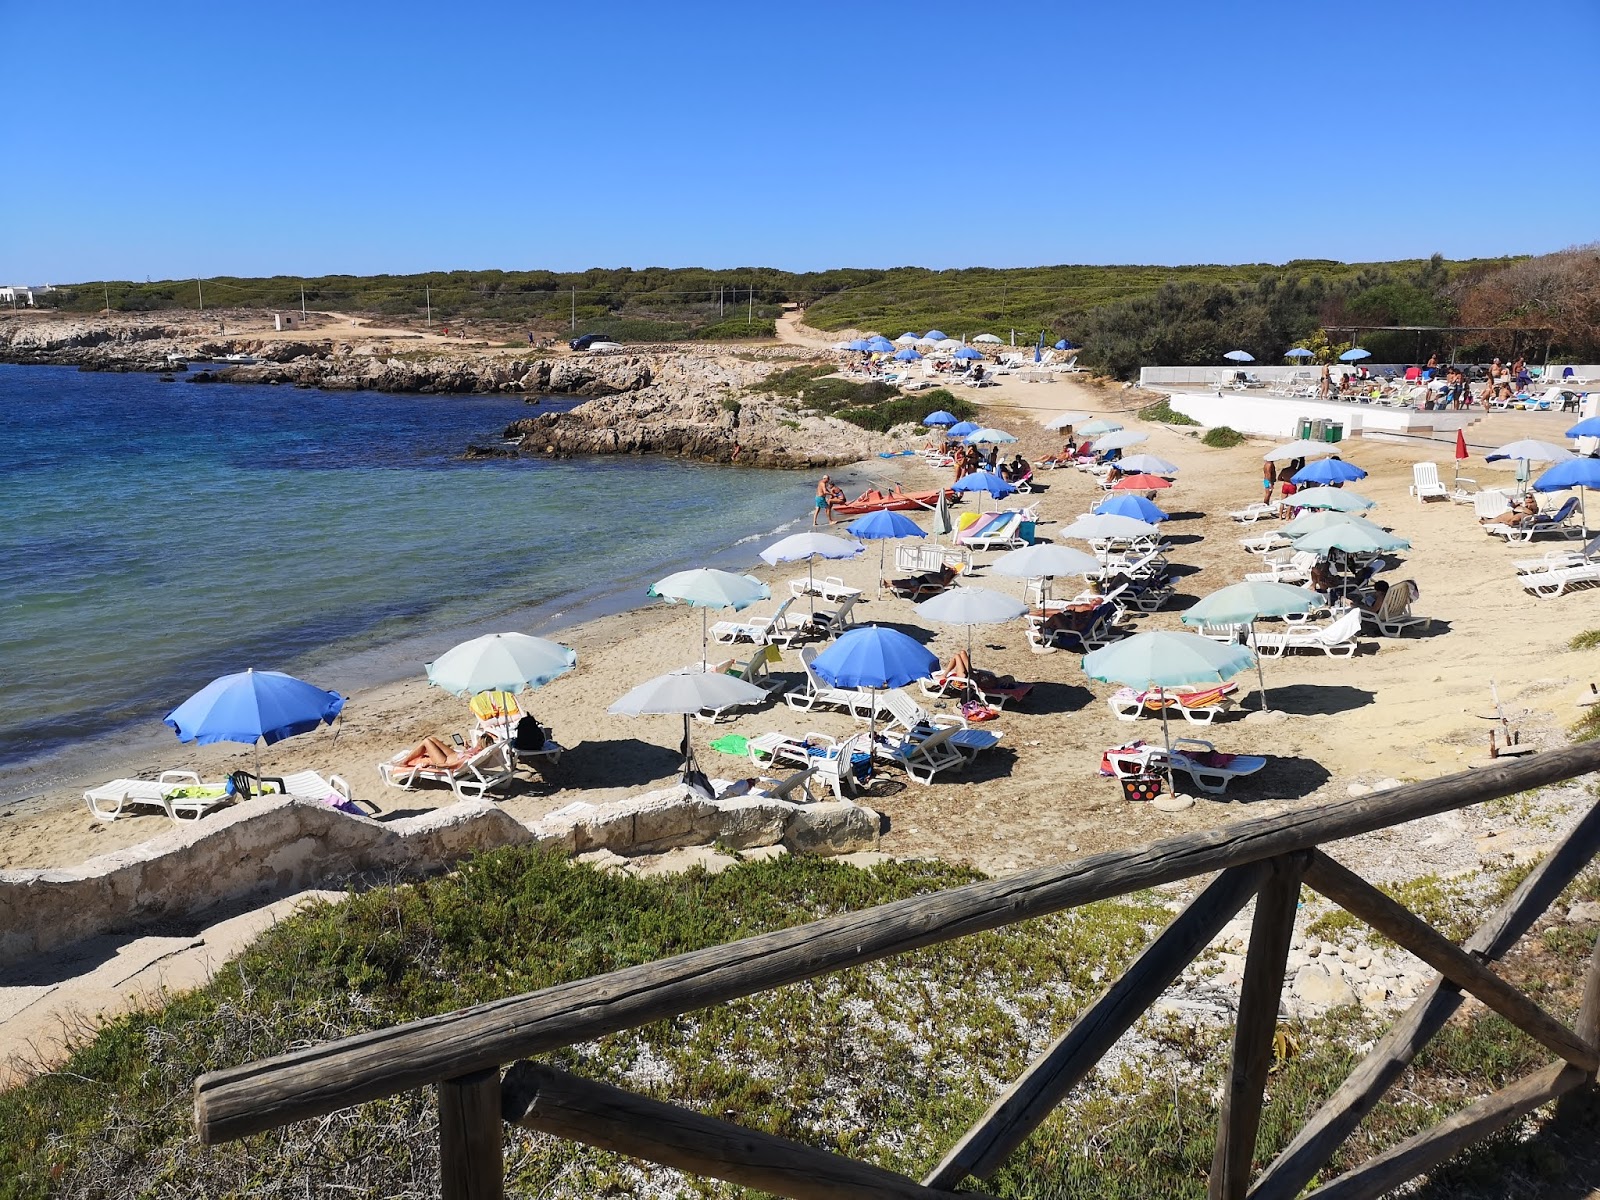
[813,475,833,526]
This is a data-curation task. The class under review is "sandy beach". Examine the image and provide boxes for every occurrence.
[5,369,1595,879]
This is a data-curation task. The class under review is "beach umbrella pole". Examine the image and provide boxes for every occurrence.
[1252,621,1269,711]
[1158,687,1175,796]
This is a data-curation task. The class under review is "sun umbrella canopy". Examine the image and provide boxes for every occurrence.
[915,586,1028,626]
[1566,417,1600,439]
[1263,439,1338,462]
[847,338,871,352]
[1182,582,1322,627]
[810,625,938,690]
[866,336,896,353]
[608,671,769,718]
[953,346,985,360]
[1281,486,1376,512]
[1091,430,1149,452]
[924,330,948,342]
[894,332,921,345]
[760,532,864,565]
[966,426,1017,443]
[1534,459,1600,492]
[1111,473,1173,491]
[1490,439,1576,464]
[649,568,769,611]
[1045,411,1089,431]
[922,409,958,426]
[893,347,923,361]
[948,420,980,437]
[972,333,1002,344]
[1281,510,1385,539]
[1095,494,1169,523]
[848,509,926,540]
[1083,631,1256,690]
[1339,348,1372,362]
[952,470,1017,496]
[1056,339,1078,351]
[164,669,344,747]
[1285,348,1315,359]
[1059,513,1162,541]
[426,632,577,696]
[1292,458,1367,485]
[1293,525,1410,554]
[1078,419,1123,437]
[991,543,1101,579]
[1117,453,1179,475]
[1223,350,1255,363]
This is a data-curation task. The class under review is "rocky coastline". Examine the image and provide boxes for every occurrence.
[0,313,903,468]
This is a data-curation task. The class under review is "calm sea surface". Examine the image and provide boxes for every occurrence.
[0,365,816,775]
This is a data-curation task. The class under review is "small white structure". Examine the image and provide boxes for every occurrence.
[0,286,34,307]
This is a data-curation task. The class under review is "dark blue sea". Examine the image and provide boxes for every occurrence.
[0,366,818,784]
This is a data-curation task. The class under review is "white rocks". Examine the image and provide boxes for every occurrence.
[1291,964,1357,1009]
[1346,783,1373,797]
[1373,778,1403,792]
[1566,900,1600,924]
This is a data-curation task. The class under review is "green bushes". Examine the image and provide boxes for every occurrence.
[1137,397,1199,426]
[1202,426,1246,447]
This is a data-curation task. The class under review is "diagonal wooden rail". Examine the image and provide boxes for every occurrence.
[192,741,1600,1200]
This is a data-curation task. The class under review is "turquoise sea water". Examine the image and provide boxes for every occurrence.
[0,366,816,774]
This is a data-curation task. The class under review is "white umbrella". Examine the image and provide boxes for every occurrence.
[1045,411,1090,431]
[760,532,864,616]
[1059,513,1163,542]
[649,568,770,669]
[1263,439,1338,462]
[1117,453,1179,475]
[1491,440,1576,464]
[893,332,921,346]
[971,333,1003,344]
[1092,430,1149,452]
[991,543,1101,608]
[609,670,771,773]
[914,586,1028,670]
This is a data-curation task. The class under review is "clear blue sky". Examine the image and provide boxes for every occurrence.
[4,0,1596,283]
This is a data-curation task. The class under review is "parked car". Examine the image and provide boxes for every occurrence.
[569,333,615,351]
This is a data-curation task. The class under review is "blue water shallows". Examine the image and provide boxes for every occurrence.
[0,366,814,767]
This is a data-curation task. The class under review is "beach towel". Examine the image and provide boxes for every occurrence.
[710,734,750,757]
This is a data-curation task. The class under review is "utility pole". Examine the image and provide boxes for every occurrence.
[425,286,431,327]
[747,281,753,326]
[570,286,576,332]
[104,281,111,313]
[197,279,204,313]
[718,284,723,317]
[301,284,307,317]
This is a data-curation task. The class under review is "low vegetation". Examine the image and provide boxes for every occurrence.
[1201,426,1246,448]
[4,844,1600,1200]
[1136,396,1200,426]
[749,368,975,433]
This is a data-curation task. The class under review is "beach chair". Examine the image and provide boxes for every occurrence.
[958,511,1032,551]
[919,650,1033,710]
[1106,683,1240,726]
[788,575,862,604]
[884,563,961,600]
[469,690,527,743]
[1103,738,1266,796]
[1244,549,1318,585]
[882,686,968,734]
[873,723,969,784]
[1239,530,1293,555]
[1359,582,1428,637]
[1248,607,1362,658]
[1408,463,1448,503]
[1514,536,1600,575]
[808,594,860,638]
[279,769,379,815]
[1473,489,1514,521]
[749,730,873,801]
[378,739,515,800]
[83,769,242,823]
[710,596,803,647]
[783,646,887,719]
[1229,502,1280,524]
[1027,601,1120,654]
[695,648,787,722]
[1485,496,1583,543]
[1520,560,1600,598]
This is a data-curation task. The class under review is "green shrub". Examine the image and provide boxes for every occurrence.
[836,390,978,433]
[1201,426,1246,448]
[1137,397,1199,426]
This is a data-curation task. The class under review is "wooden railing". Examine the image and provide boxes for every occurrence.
[193,742,1600,1200]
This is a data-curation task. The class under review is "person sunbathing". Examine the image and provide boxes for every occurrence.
[1480,493,1538,526]
[399,735,466,769]
[883,563,956,597]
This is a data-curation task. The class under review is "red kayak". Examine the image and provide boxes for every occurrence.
[832,488,958,517]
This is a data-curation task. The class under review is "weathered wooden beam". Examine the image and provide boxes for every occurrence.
[1249,796,1600,1200]
[193,742,1600,1144]
[1558,922,1600,1118]
[500,1062,995,1200]
[1210,856,1305,1200]
[924,862,1269,1190]
[438,1069,503,1200]
[1301,1060,1588,1200]
[1302,851,1598,1071]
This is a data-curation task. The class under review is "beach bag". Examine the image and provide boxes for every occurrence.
[513,715,547,753]
[1120,774,1162,803]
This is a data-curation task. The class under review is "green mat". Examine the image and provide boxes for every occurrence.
[709,734,750,757]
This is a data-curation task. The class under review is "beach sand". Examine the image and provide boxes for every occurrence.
[5,374,1595,878]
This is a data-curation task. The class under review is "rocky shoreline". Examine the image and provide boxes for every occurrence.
[0,313,902,469]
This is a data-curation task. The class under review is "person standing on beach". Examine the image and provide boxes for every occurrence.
[1319,364,1331,400]
[813,474,841,526]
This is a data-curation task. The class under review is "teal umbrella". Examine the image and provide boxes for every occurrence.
[1083,632,1257,790]
[1281,510,1385,539]
[1282,487,1376,512]
[1293,525,1410,555]
[966,426,1018,444]
[426,632,577,696]
[1079,418,1123,437]
[1181,582,1320,711]
[649,568,771,667]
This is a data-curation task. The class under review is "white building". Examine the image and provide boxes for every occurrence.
[0,286,34,306]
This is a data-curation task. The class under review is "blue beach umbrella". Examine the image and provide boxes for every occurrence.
[893,347,923,361]
[1223,350,1255,363]
[867,335,896,353]
[1565,417,1600,439]
[948,420,980,437]
[953,346,984,361]
[1339,348,1372,362]
[924,330,948,342]
[848,508,926,583]
[812,625,937,690]
[1095,494,1169,523]
[165,669,344,747]
[1035,329,1045,363]
[1292,458,1368,486]
[1533,457,1600,536]
[922,410,958,426]
[847,338,872,352]
[1285,348,1315,359]
[952,470,1017,501]
[1056,339,1078,351]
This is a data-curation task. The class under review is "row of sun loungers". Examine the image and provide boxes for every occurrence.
[85,768,371,823]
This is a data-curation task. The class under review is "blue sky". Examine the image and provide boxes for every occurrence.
[4,0,1596,282]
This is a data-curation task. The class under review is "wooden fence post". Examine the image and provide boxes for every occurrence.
[1210,853,1305,1200]
[438,1068,503,1200]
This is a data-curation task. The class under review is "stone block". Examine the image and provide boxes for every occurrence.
[782,803,882,855]
[1291,963,1356,1009]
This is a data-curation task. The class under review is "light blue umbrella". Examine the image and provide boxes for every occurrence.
[1282,486,1376,512]
[650,568,771,666]
[760,532,864,615]
[1180,581,1320,710]
[952,470,1017,501]
[953,346,985,361]
[1281,510,1384,539]
[1533,458,1600,536]
[915,585,1028,668]
[949,420,980,437]
[922,409,958,426]
[966,426,1017,444]
[1095,494,1169,523]
[426,632,578,697]
[1285,348,1315,359]
[1078,418,1123,437]
[1566,417,1600,439]
[1293,525,1410,555]
[893,347,923,361]
[1092,429,1148,452]
[1224,350,1255,363]
[1118,453,1179,475]
[1339,348,1372,362]
[1292,458,1368,485]
[924,330,949,342]
[1083,632,1257,780]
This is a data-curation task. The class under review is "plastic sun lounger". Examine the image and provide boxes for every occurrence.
[872,723,969,785]
[1104,738,1266,796]
[1106,683,1240,726]
[1520,561,1600,598]
[783,646,888,720]
[279,769,379,815]
[378,739,516,799]
[83,770,236,823]
[1248,607,1363,657]
[788,575,862,604]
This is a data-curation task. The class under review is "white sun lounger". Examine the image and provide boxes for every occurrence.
[1249,607,1362,657]
[378,739,515,800]
[83,770,235,823]
[1104,738,1266,796]
[783,646,888,719]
